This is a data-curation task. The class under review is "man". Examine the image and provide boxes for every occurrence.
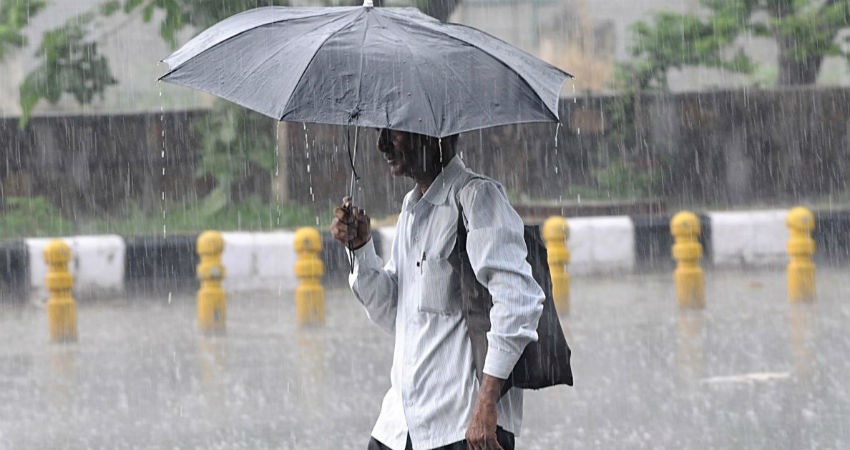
[330,129,545,450]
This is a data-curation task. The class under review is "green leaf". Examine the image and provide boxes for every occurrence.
[199,186,230,218]
[123,0,145,14]
[142,2,155,22]
[99,1,122,16]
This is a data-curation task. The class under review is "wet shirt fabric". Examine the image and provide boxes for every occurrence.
[350,156,545,450]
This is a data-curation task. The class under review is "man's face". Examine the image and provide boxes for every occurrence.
[377,129,437,178]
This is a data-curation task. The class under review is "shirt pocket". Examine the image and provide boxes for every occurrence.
[417,258,460,315]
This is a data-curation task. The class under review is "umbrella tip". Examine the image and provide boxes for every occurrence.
[363,0,374,7]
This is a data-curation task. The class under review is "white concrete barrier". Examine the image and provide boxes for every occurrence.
[376,219,636,276]
[26,235,126,301]
[565,216,635,275]
[220,231,297,293]
[708,210,788,268]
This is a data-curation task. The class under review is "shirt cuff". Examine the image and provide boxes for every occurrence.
[482,345,520,380]
[351,238,380,271]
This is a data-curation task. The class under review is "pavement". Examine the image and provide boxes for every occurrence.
[0,267,848,450]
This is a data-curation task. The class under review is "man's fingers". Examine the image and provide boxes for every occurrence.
[466,433,502,450]
[466,435,485,450]
[333,222,348,238]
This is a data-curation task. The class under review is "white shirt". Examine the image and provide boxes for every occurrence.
[350,156,545,450]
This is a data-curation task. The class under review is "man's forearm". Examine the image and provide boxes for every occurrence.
[467,374,506,449]
[476,373,505,406]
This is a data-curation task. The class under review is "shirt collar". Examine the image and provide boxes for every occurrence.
[405,156,466,210]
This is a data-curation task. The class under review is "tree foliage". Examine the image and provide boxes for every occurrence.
[19,6,118,123]
[16,1,293,123]
[616,0,850,91]
[0,0,45,58]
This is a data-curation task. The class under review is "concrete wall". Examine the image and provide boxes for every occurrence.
[286,87,850,218]
[0,111,206,216]
[3,87,849,221]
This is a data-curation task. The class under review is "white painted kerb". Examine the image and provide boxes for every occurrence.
[26,235,126,300]
[220,231,297,293]
[708,210,789,267]
[566,216,635,275]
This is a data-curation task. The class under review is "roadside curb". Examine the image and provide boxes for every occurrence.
[1,209,847,302]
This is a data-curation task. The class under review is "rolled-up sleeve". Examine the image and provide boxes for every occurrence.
[349,237,398,334]
[459,179,545,380]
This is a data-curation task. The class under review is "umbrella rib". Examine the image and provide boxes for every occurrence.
[352,10,370,119]
[376,13,441,135]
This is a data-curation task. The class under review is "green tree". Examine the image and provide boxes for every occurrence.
[0,0,45,58]
[616,0,850,91]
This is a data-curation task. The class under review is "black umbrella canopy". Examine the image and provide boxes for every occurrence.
[161,4,572,138]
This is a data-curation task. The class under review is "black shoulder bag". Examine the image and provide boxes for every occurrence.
[456,206,573,394]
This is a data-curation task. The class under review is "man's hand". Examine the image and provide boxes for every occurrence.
[330,197,371,250]
[466,374,506,450]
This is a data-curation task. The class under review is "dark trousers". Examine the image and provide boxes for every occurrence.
[367,427,515,450]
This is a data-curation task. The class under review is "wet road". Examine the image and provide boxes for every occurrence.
[1,268,848,450]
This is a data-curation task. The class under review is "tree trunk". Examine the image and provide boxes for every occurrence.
[777,36,822,85]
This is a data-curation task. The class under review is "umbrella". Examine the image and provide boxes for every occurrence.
[160,1,572,138]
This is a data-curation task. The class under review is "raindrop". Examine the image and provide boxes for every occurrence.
[159,80,167,238]
[275,124,282,227]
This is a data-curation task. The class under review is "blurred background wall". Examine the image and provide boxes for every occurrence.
[1,0,849,237]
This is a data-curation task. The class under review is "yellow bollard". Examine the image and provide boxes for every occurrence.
[197,231,226,333]
[294,227,325,325]
[542,216,570,314]
[786,207,816,302]
[45,239,77,343]
[670,211,705,309]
